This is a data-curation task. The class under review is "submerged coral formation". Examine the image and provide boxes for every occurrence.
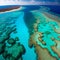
[3,37,25,60]
[29,9,60,60]
[0,6,60,60]
[0,11,25,60]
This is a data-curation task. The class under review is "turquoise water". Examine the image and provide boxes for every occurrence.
[10,12,36,60]
[32,11,60,60]
[0,9,36,60]
[0,5,60,60]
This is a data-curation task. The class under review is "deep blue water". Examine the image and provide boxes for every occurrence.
[0,5,60,14]
[23,5,60,14]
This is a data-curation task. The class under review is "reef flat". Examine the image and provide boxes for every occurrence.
[0,10,25,60]
[29,8,60,60]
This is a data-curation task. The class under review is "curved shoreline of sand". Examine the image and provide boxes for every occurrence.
[0,6,22,14]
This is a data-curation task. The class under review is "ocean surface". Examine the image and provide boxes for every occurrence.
[0,5,60,60]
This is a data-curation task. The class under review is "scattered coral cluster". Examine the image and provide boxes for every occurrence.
[29,10,60,60]
[0,11,25,60]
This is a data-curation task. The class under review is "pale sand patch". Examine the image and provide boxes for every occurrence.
[54,28,60,34]
[52,40,60,58]
[29,33,57,60]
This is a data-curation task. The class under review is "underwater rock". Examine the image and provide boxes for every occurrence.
[2,36,25,60]
[6,56,15,60]
[13,30,17,34]
[5,42,25,60]
[15,37,19,41]
[0,31,3,35]
[2,51,9,59]
[55,28,60,34]
[7,38,16,45]
[0,34,9,43]
[0,43,5,54]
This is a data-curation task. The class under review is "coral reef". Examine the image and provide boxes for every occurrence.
[3,37,25,60]
[29,10,60,60]
[0,11,25,60]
